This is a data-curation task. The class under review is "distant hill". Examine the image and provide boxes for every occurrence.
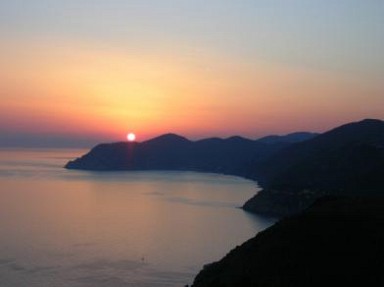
[192,196,384,287]
[244,119,384,216]
[65,134,291,176]
[65,119,384,217]
[257,132,318,144]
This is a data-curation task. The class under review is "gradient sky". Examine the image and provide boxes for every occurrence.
[0,0,383,147]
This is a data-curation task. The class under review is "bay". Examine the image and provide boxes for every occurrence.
[0,149,274,287]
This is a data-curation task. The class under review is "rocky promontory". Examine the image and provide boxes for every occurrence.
[65,133,313,176]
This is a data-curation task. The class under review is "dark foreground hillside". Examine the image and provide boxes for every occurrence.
[192,197,384,287]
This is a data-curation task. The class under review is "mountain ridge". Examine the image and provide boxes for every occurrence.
[65,131,314,174]
[65,118,384,217]
[257,132,318,144]
[243,118,384,216]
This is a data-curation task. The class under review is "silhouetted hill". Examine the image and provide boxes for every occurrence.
[66,119,384,217]
[257,132,318,144]
[143,133,191,147]
[65,134,289,175]
[244,119,384,216]
[192,197,384,287]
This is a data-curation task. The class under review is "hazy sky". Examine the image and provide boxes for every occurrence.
[1,0,383,147]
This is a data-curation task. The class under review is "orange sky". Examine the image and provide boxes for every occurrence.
[1,1,383,147]
[1,40,382,145]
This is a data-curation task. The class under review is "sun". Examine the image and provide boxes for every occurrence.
[127,132,136,142]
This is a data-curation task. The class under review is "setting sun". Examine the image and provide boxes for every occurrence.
[127,132,136,142]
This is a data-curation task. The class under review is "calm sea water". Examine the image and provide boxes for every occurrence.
[0,149,274,287]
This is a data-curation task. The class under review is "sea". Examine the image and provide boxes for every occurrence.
[0,148,275,287]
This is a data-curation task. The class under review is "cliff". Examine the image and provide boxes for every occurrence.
[192,197,384,287]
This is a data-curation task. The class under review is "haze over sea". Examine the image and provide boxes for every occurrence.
[0,148,274,287]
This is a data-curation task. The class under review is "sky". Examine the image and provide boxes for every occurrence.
[0,0,383,147]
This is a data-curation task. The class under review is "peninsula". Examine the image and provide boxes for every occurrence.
[65,118,384,286]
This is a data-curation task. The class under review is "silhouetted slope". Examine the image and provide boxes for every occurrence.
[65,135,193,171]
[192,197,384,287]
[65,134,289,175]
[142,133,191,147]
[257,132,318,144]
[244,119,384,216]
[66,142,137,170]
[253,119,384,186]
